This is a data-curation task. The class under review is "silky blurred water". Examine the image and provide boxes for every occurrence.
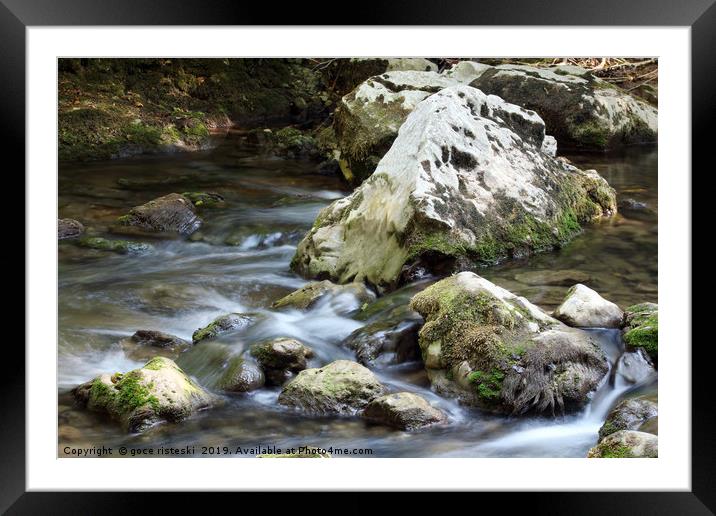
[58,132,657,457]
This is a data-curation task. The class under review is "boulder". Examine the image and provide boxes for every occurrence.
[58,218,84,240]
[293,85,616,289]
[614,348,657,384]
[271,280,376,311]
[117,193,202,236]
[217,356,265,392]
[409,272,609,415]
[470,64,658,150]
[192,313,258,344]
[77,236,152,254]
[587,430,658,458]
[553,284,623,328]
[250,337,315,386]
[342,305,422,366]
[598,397,658,440]
[362,392,447,430]
[120,330,192,361]
[278,360,386,415]
[72,357,215,433]
[333,68,485,182]
[622,303,658,364]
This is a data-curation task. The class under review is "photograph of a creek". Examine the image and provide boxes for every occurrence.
[58,58,658,458]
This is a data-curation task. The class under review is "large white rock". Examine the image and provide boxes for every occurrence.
[553,284,624,328]
[293,85,617,288]
[470,64,658,150]
[334,68,488,182]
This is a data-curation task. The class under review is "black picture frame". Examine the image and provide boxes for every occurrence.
[5,0,708,513]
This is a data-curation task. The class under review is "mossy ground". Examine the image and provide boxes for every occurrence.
[58,58,329,161]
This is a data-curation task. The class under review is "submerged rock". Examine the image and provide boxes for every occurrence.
[587,430,658,458]
[553,284,623,328]
[293,85,617,289]
[342,305,422,366]
[362,392,446,430]
[58,218,85,240]
[409,272,608,415]
[278,360,386,415]
[181,191,226,208]
[192,313,258,344]
[598,397,658,440]
[117,193,202,236]
[621,303,658,364]
[470,64,658,150]
[72,357,215,433]
[250,337,315,386]
[77,236,152,254]
[271,280,376,312]
[217,356,265,392]
[120,330,192,361]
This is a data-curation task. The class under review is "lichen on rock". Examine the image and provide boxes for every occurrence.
[192,313,259,344]
[293,85,617,289]
[409,272,608,415]
[587,430,658,458]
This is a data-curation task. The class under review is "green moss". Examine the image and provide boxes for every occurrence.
[569,118,611,149]
[113,371,160,413]
[599,420,619,438]
[89,378,115,407]
[599,444,634,458]
[623,305,658,362]
[467,369,505,401]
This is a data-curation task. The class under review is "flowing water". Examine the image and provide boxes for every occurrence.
[58,132,658,457]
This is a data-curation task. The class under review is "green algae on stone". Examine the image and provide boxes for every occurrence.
[192,313,257,344]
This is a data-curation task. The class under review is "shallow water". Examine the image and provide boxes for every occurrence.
[58,133,657,457]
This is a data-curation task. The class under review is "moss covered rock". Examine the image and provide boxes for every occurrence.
[72,357,215,433]
[293,85,617,290]
[58,218,85,240]
[470,64,658,150]
[409,272,608,415]
[181,192,225,208]
[271,280,375,312]
[117,193,202,236]
[553,284,623,328]
[278,360,386,415]
[362,392,446,430]
[192,313,258,344]
[250,337,314,386]
[587,430,658,458]
[621,303,658,364]
[598,397,658,440]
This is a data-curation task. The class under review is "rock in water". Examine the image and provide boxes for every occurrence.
[217,356,265,392]
[598,397,658,440]
[278,360,386,415]
[409,272,608,415]
[470,64,658,150]
[117,193,202,236]
[553,284,624,328]
[587,430,658,458]
[621,303,658,365]
[192,313,258,344]
[120,330,192,361]
[362,392,447,430]
[72,357,215,433]
[271,280,376,312]
[293,85,617,289]
[250,337,315,385]
[58,218,84,240]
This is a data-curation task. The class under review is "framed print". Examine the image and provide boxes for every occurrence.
[6,0,711,512]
